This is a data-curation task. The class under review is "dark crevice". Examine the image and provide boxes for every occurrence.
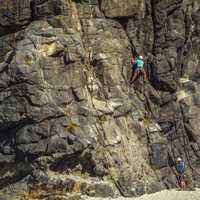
[30,1,35,20]
[0,118,34,135]
[38,114,66,124]
[0,162,31,190]
[0,23,30,37]
[97,0,103,15]
[113,17,138,57]
[167,5,181,16]
[71,87,83,102]
[49,151,96,177]
[150,0,157,56]
[115,18,129,30]
[184,125,196,142]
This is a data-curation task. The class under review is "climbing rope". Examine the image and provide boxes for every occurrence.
[169,111,200,187]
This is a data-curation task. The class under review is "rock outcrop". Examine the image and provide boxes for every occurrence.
[0,0,200,199]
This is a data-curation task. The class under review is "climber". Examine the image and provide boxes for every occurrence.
[129,55,147,84]
[175,157,186,190]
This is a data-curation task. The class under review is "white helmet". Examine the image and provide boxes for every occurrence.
[139,55,143,60]
[177,157,182,162]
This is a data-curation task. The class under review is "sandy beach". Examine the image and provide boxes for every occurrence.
[86,190,200,200]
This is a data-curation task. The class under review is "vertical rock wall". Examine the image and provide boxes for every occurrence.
[0,0,200,199]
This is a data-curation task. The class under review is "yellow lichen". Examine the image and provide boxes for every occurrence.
[66,121,79,132]
[98,115,107,125]
[72,181,82,193]
[24,55,33,66]
[38,42,63,57]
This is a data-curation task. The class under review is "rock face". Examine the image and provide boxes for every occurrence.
[0,0,200,199]
[100,0,145,18]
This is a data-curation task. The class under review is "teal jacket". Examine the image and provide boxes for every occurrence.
[132,58,144,69]
[135,58,144,69]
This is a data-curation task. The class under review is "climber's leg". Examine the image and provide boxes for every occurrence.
[130,69,140,84]
[143,70,148,80]
[140,68,147,80]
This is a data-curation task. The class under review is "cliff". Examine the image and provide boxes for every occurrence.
[0,0,200,199]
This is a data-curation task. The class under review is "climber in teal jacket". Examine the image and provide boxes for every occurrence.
[129,55,147,84]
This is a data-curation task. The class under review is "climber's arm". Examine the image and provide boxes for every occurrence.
[131,57,135,64]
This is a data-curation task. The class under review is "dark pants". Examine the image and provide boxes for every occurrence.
[130,68,146,83]
[177,174,186,189]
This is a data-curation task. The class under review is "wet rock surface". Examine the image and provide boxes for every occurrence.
[0,0,200,199]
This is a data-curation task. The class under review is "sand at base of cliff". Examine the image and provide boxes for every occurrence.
[85,189,200,200]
